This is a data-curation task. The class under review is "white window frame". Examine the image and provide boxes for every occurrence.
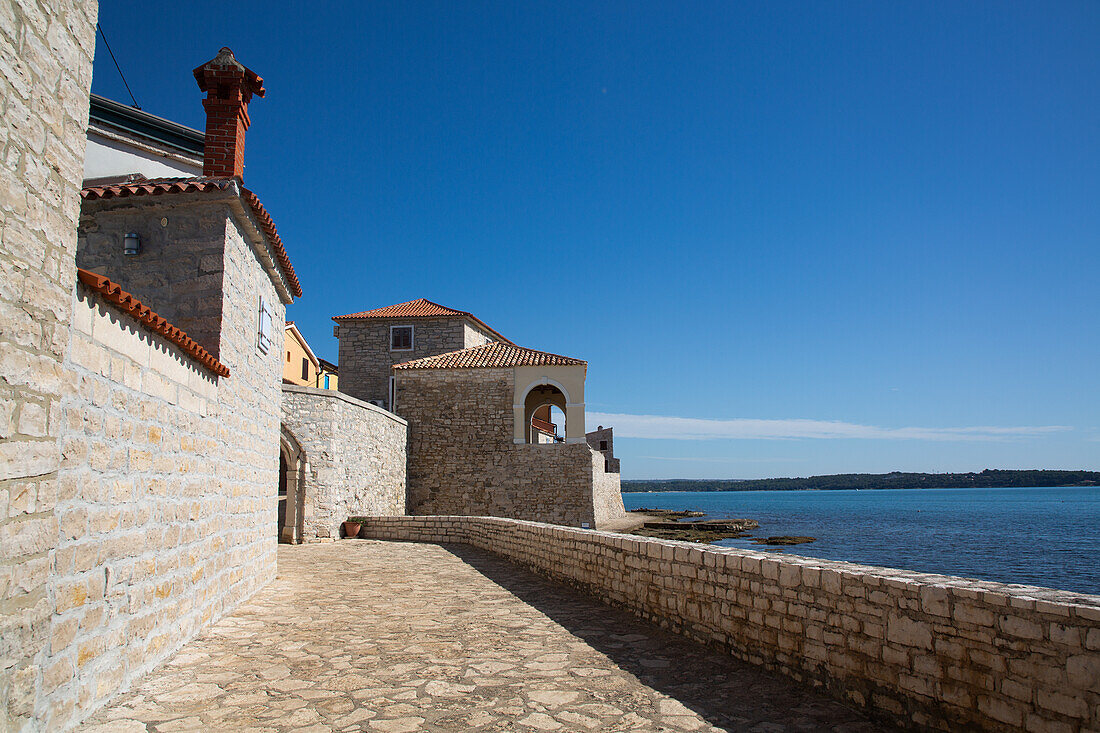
[257,296,274,354]
[390,324,414,352]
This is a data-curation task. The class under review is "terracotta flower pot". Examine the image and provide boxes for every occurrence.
[342,521,362,538]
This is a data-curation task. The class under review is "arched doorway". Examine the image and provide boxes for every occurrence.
[524,384,567,444]
[279,426,306,543]
[278,451,289,536]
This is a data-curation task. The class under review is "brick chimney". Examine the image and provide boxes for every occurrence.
[193,48,265,180]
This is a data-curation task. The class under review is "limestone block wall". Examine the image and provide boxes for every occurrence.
[45,285,223,728]
[359,516,1100,733]
[398,368,617,527]
[78,196,230,356]
[335,317,491,406]
[36,208,286,729]
[0,0,98,728]
[281,385,407,539]
[590,450,626,525]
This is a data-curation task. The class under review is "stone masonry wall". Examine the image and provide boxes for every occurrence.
[45,285,221,728]
[462,322,493,348]
[78,196,229,357]
[0,0,98,729]
[359,516,1100,733]
[336,317,468,405]
[590,450,625,526]
[281,385,407,539]
[35,205,287,730]
[398,368,607,527]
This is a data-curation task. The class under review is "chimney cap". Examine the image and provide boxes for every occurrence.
[193,47,265,99]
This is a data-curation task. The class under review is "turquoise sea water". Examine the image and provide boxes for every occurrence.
[622,486,1100,596]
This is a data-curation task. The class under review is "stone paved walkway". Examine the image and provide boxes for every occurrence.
[81,541,896,732]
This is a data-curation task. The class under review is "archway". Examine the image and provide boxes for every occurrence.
[278,451,288,536]
[279,425,306,543]
[524,384,567,444]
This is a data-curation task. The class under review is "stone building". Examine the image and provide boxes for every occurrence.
[334,298,508,408]
[0,32,404,729]
[0,9,617,728]
[336,302,626,527]
[283,321,337,389]
[586,424,621,474]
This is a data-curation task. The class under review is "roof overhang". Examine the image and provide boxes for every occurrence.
[81,177,302,303]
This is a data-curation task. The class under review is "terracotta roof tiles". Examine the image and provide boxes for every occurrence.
[393,341,585,370]
[335,298,467,320]
[77,268,230,377]
[334,298,512,344]
[81,177,302,298]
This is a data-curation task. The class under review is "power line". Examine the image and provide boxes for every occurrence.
[96,22,140,109]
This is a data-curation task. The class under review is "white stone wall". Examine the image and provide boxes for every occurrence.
[212,205,285,585]
[589,449,625,526]
[18,196,285,732]
[38,202,287,728]
[0,0,98,729]
[46,286,224,728]
[281,385,407,539]
[360,516,1100,733]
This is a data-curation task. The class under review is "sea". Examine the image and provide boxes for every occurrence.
[622,486,1100,596]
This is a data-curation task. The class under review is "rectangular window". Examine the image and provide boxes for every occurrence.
[599,440,608,451]
[301,358,309,380]
[256,296,273,354]
[389,376,396,411]
[390,325,413,351]
[324,374,330,389]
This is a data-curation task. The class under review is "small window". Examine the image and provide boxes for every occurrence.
[301,358,309,380]
[391,325,413,351]
[256,296,273,354]
[599,440,608,451]
[286,351,290,362]
[324,374,330,389]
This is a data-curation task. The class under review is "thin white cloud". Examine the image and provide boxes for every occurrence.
[639,456,806,463]
[588,412,1072,442]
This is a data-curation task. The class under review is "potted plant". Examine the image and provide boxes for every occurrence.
[342,517,364,538]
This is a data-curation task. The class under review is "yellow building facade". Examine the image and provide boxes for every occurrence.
[283,322,337,389]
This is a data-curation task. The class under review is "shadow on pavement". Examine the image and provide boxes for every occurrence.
[439,543,895,733]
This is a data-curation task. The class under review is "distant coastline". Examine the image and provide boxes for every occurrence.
[621,469,1100,493]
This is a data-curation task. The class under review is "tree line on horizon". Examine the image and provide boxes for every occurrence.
[621,469,1100,493]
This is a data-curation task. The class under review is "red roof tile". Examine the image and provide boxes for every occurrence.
[333,298,512,344]
[81,177,302,299]
[393,342,585,370]
[335,298,467,320]
[77,268,231,377]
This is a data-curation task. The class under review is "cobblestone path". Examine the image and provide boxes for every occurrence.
[81,541,895,732]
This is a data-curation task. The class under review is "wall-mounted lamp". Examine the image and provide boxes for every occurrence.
[123,232,141,256]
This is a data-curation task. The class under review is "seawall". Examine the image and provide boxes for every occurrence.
[360,515,1100,733]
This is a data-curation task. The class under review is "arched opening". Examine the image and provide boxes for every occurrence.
[278,451,288,536]
[524,384,567,444]
[279,426,307,543]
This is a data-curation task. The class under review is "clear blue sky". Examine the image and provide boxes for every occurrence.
[92,2,1100,479]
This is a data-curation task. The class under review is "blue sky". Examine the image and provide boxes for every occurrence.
[92,2,1100,479]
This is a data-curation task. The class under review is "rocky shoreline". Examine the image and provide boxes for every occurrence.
[624,509,816,547]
